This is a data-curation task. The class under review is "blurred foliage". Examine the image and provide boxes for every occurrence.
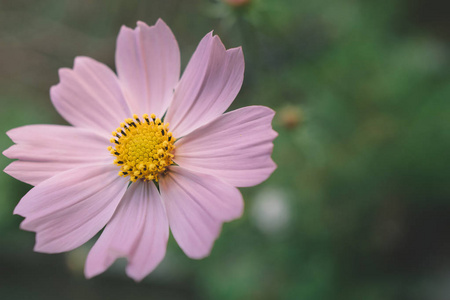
[1,0,450,299]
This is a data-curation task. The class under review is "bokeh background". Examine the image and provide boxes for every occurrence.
[1,0,449,299]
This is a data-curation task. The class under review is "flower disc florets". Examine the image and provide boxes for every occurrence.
[109,114,175,182]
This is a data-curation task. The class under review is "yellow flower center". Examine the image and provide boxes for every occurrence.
[108,114,175,182]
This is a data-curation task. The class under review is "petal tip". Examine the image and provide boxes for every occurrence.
[13,204,25,217]
[227,45,244,55]
[2,146,14,159]
[137,19,171,35]
[125,268,146,282]
[155,18,168,27]
[49,84,62,105]
[272,129,279,139]
[56,67,72,80]
[3,163,15,179]
[33,239,55,254]
[49,84,58,94]
[118,24,134,36]
[84,264,102,280]
[136,20,149,29]
[202,31,214,42]
[185,248,213,260]
[73,56,91,68]
[5,128,17,141]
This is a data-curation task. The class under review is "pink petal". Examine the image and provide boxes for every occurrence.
[14,164,128,253]
[165,32,244,137]
[3,125,111,186]
[116,19,180,117]
[85,181,169,281]
[125,185,169,281]
[50,56,131,135]
[160,166,243,259]
[4,161,80,187]
[174,106,277,187]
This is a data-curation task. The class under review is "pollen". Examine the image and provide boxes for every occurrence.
[109,114,175,182]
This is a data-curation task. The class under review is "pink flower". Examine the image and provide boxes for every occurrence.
[3,19,277,281]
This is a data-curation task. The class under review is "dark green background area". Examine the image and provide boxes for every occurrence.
[0,0,449,299]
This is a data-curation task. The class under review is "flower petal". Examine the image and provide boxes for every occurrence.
[174,106,277,187]
[116,19,180,117]
[50,56,131,135]
[85,180,169,281]
[3,125,111,186]
[165,32,244,137]
[14,164,128,253]
[160,166,243,259]
[4,161,79,187]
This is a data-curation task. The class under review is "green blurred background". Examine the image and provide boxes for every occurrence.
[1,0,449,299]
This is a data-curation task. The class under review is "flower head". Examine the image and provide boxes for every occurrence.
[3,19,277,281]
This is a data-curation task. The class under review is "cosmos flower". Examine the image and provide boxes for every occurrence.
[3,19,277,281]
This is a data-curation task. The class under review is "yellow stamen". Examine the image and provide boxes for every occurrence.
[110,114,175,182]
